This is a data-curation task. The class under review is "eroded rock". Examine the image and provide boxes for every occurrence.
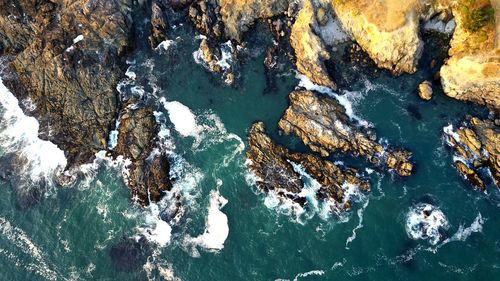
[291,0,336,89]
[114,100,172,205]
[444,117,499,190]
[418,80,433,100]
[278,90,413,176]
[247,121,368,209]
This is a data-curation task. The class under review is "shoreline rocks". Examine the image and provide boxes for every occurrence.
[278,90,413,176]
[113,100,172,205]
[440,0,499,111]
[247,121,368,209]
[444,117,499,190]
[418,80,433,100]
[0,0,173,205]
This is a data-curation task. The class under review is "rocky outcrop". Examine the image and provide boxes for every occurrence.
[188,0,224,38]
[330,0,427,74]
[114,100,172,205]
[0,0,132,167]
[219,0,289,41]
[440,0,499,110]
[0,0,172,205]
[279,90,413,176]
[291,0,336,89]
[149,0,170,49]
[247,122,368,209]
[418,80,433,100]
[444,117,499,190]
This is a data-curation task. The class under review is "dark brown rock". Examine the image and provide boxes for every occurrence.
[278,90,413,176]
[246,122,369,209]
[149,0,170,49]
[114,100,172,205]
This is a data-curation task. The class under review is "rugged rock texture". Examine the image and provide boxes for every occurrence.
[330,0,427,74]
[418,80,433,100]
[440,0,499,110]
[114,101,172,205]
[0,0,132,167]
[291,0,336,89]
[0,0,172,205]
[279,90,413,176]
[149,0,170,49]
[219,0,289,41]
[444,117,499,190]
[247,122,368,208]
[189,0,224,38]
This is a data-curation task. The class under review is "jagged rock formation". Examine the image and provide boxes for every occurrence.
[0,0,132,167]
[291,0,336,89]
[440,0,499,110]
[0,0,172,205]
[219,0,289,41]
[330,0,428,74]
[149,0,170,49]
[247,122,368,209]
[114,100,172,205]
[279,90,413,176]
[444,117,499,190]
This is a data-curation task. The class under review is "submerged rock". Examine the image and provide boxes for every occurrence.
[114,100,172,205]
[247,122,369,209]
[418,80,433,100]
[444,117,499,190]
[278,90,413,176]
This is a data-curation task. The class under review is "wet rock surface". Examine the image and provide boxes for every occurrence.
[0,0,132,168]
[247,121,368,209]
[278,90,413,176]
[149,0,170,49]
[0,0,172,205]
[418,80,433,101]
[444,117,500,190]
[114,100,172,205]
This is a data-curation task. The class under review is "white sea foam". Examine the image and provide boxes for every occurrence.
[295,72,369,127]
[0,217,58,280]
[345,198,370,249]
[0,76,67,188]
[443,124,460,143]
[435,213,484,250]
[155,39,176,52]
[138,203,172,247]
[293,270,325,281]
[184,187,229,254]
[405,203,449,245]
[160,98,245,152]
[162,100,198,137]
[216,40,234,71]
[257,161,365,224]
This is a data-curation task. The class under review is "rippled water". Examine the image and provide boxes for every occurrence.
[0,18,499,281]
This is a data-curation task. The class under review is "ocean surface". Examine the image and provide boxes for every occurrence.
[0,16,499,281]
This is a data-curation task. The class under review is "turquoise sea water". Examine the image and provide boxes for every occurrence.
[0,17,499,281]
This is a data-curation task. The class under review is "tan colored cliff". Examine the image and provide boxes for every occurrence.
[219,0,289,41]
[440,0,500,110]
[330,0,429,74]
[290,0,336,89]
